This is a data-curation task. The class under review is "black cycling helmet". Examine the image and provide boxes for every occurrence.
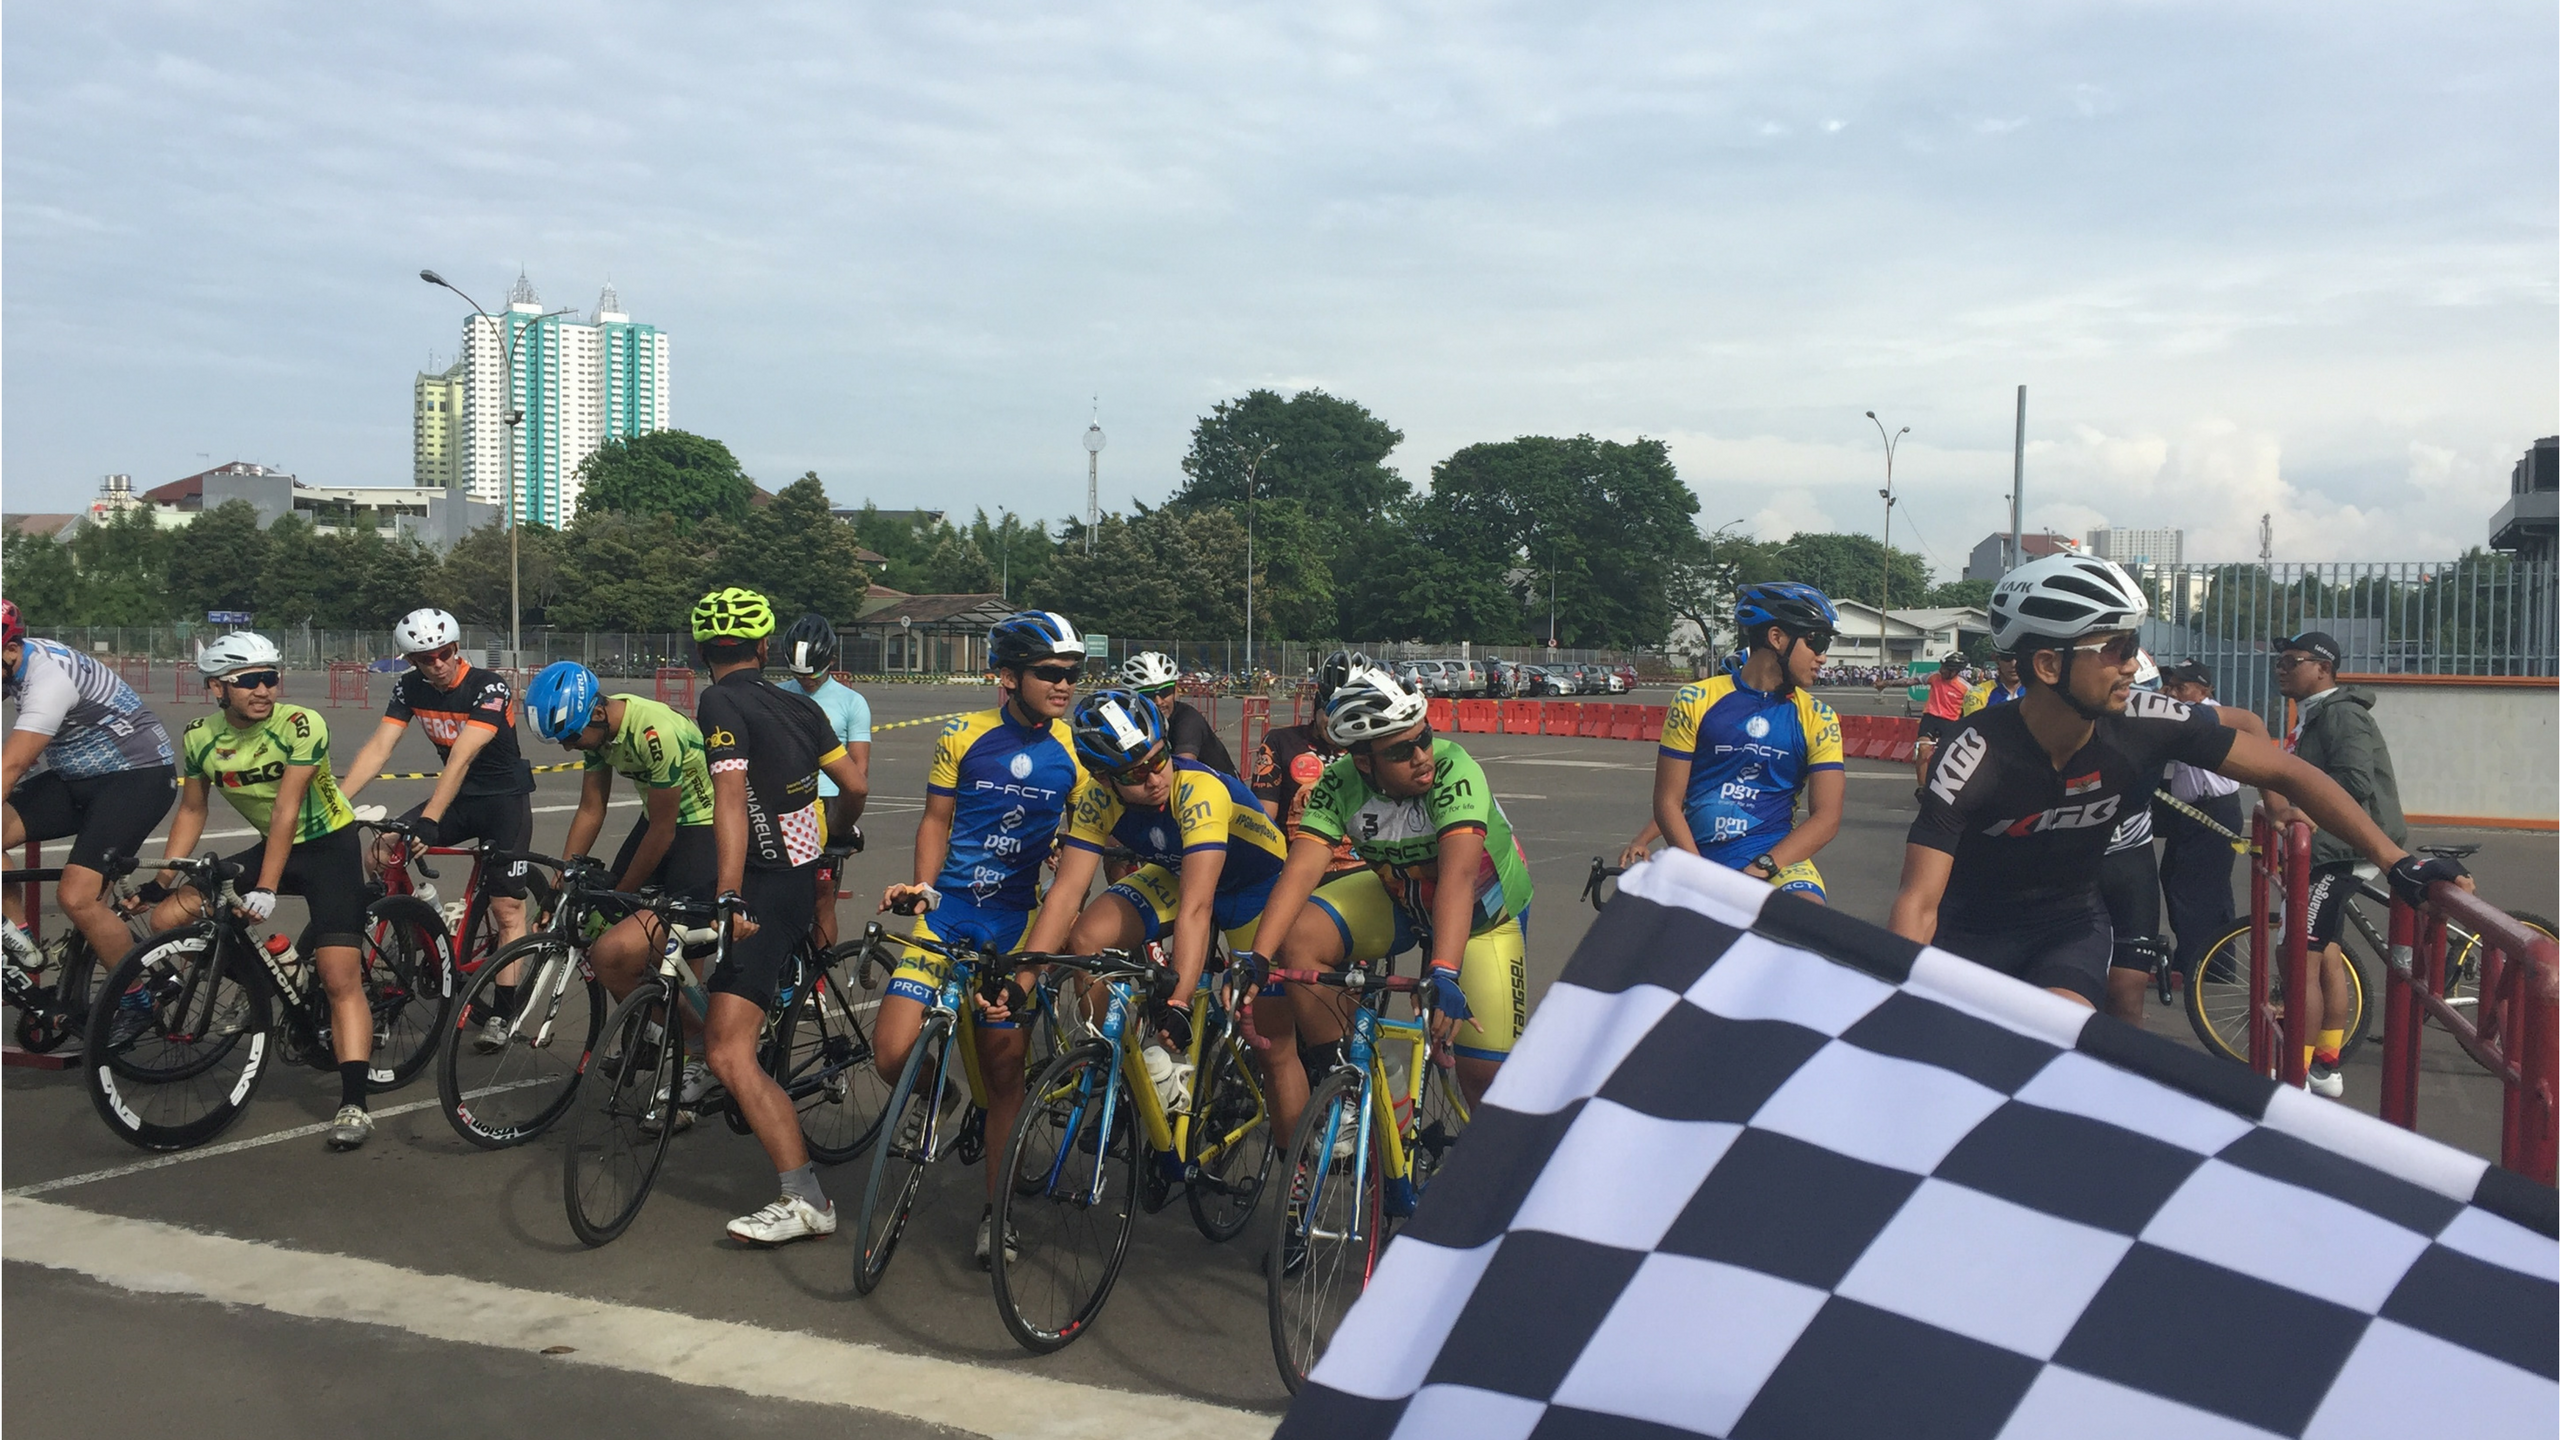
[987,610,1085,671]
[1314,648,1372,710]
[781,613,838,677]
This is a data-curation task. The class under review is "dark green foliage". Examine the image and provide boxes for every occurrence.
[574,430,754,526]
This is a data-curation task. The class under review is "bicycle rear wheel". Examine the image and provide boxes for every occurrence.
[1267,1067,1383,1393]
[84,932,272,1151]
[990,1042,1142,1352]
[1186,1032,1275,1242]
[1410,1053,1472,1198]
[853,1019,949,1295]
[439,936,603,1148]
[562,982,683,1247]
[2442,911,2557,1042]
[2184,920,2371,1066]
[780,944,890,1165]
[359,903,447,1091]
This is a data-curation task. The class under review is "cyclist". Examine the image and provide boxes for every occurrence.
[1651,582,1845,902]
[146,634,377,1150]
[685,588,867,1245]
[1888,555,2467,1019]
[1119,650,1237,775]
[1245,665,1532,1146]
[1912,657,1973,792]
[1247,649,1366,873]
[779,613,871,949]
[2092,651,2171,1025]
[1027,689,1296,1043]
[875,610,1083,1267]
[1961,654,2024,716]
[340,608,536,956]
[1,598,177,971]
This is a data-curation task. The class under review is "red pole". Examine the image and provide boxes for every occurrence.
[17,840,38,944]
[2248,807,2274,1076]
[2515,942,2559,1183]
[2382,899,2420,1128]
[2279,819,2311,1089]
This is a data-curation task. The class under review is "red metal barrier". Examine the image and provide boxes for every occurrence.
[1578,704,1614,738]
[2383,884,2560,1183]
[2246,807,2315,1088]
[1240,696,1271,766]
[654,666,697,716]
[1425,698,1455,733]
[112,655,151,695]
[1543,702,1580,736]
[16,840,40,944]
[1609,705,1643,741]
[1500,701,1541,735]
[1639,704,1667,742]
[326,662,371,708]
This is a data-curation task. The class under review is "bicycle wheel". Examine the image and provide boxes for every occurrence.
[990,1042,1142,1352]
[1267,1067,1383,1393]
[1410,1054,1472,1198]
[15,935,100,1054]
[853,1018,950,1295]
[779,945,890,1165]
[562,982,684,1247]
[438,936,603,1148]
[83,932,272,1151]
[1186,1032,1275,1242]
[2442,911,2557,1033]
[2184,920,2371,1066]
[359,904,447,1091]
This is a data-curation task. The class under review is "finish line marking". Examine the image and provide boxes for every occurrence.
[4,1196,1276,1440]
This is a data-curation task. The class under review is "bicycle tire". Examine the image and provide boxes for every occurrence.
[562,982,684,1247]
[779,944,889,1165]
[852,1017,950,1295]
[2184,919,2371,1067]
[360,899,448,1091]
[1186,1031,1275,1243]
[1410,1054,1472,1199]
[14,934,101,1054]
[83,932,272,1152]
[438,935,603,1148]
[1267,1067,1383,1394]
[990,1042,1142,1353]
[2437,910,2557,1046]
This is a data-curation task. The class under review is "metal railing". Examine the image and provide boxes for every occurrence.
[2383,885,2560,1183]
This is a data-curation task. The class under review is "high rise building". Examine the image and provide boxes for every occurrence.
[458,273,671,528]
[413,359,464,489]
[2086,526,2183,566]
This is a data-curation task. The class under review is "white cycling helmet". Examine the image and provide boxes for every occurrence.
[2132,649,2160,689]
[1325,665,1429,747]
[392,607,461,655]
[197,631,282,677]
[1119,650,1180,694]
[1987,553,2150,652]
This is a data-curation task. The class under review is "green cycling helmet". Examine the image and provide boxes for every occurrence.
[691,587,776,642]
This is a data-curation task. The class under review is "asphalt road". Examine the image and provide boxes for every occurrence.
[5,674,2551,1438]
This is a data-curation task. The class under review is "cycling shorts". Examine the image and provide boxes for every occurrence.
[401,792,533,899]
[1291,867,1527,1063]
[1917,714,1956,745]
[225,824,368,953]
[7,765,174,874]
[1931,903,2111,1006]
[1698,836,1825,900]
[707,862,814,1013]
[2303,861,2366,949]
[1103,863,1277,949]
[607,816,718,900]
[886,894,1042,1025]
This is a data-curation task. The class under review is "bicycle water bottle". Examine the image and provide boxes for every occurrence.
[1383,1041,1415,1133]
[1141,1043,1191,1112]
[262,933,305,991]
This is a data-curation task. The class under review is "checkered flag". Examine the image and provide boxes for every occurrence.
[1279,849,2557,1440]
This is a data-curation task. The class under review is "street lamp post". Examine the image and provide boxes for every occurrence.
[1082,414,1106,555]
[1238,441,1278,675]
[420,269,571,664]
[1866,412,1908,675]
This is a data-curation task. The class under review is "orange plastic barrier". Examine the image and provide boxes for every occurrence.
[1578,703,1614,738]
[1543,702,1580,736]
[326,662,371,707]
[1609,705,1643,741]
[1499,701,1541,735]
[1426,698,1456,733]
[1840,714,1871,756]
[654,666,697,716]
[1457,699,1499,734]
[1638,705,1667,743]
[1884,716,1920,762]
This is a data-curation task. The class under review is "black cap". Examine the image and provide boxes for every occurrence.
[2278,631,2342,668]
[2167,657,2214,689]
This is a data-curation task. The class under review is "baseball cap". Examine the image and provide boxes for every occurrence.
[2167,657,2214,689]
[2277,632,2341,667]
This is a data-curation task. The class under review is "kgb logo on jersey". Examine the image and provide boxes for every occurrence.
[1009,753,1033,779]
[1926,728,1989,806]
[1985,795,2121,836]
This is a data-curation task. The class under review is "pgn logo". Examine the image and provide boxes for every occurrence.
[1719,782,1760,802]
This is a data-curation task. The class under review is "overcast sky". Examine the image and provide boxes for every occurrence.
[6,2,2552,575]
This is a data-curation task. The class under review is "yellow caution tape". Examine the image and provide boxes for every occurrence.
[365,713,971,780]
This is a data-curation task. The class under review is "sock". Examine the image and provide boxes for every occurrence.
[779,1162,826,1210]
[2316,1029,2345,1066]
[2302,1045,2316,1071]
[493,984,517,1016]
[338,1060,369,1110]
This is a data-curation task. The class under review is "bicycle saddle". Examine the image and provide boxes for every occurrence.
[2418,843,2481,860]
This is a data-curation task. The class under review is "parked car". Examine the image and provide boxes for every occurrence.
[1567,663,1626,695]
[1397,659,1451,697]
[1521,663,1572,696]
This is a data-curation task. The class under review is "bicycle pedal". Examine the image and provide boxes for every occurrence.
[952,1106,987,1166]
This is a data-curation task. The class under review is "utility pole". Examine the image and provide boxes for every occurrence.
[1240,441,1278,674]
[1082,400,1105,555]
[2010,386,2026,571]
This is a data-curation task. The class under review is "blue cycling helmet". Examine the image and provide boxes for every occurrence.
[1734,582,1840,640]
[1069,688,1166,773]
[527,661,602,743]
[987,610,1085,671]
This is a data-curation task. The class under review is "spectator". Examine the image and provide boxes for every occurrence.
[2157,660,2251,981]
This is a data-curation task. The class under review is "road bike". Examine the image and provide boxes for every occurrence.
[81,852,444,1151]
[1582,856,1627,913]
[3,852,148,1053]
[435,852,615,1148]
[364,813,560,1021]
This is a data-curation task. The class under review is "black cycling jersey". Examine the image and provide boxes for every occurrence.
[1910,689,2234,930]
[1166,699,1236,776]
[695,670,846,872]
[385,660,533,796]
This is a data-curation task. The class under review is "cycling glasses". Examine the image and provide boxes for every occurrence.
[1104,748,1170,787]
[2062,633,2144,666]
[408,643,461,668]
[1789,629,1836,655]
[1359,725,1434,765]
[1023,663,1081,685]
[222,669,283,691]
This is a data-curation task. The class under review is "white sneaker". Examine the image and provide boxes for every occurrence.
[2306,1063,2345,1100]
[679,1058,717,1106]
[975,1207,1020,1268]
[726,1195,836,1246]
[473,1013,510,1054]
[326,1105,374,1150]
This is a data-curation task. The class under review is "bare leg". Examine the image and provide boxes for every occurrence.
[705,991,807,1172]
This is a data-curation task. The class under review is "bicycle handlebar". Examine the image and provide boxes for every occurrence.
[1582,856,1627,912]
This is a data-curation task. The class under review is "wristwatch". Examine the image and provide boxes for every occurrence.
[1751,854,1779,878]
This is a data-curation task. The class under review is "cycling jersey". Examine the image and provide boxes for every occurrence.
[179,703,357,844]
[1249,722,1361,871]
[1164,698,1236,776]
[1922,670,1970,721]
[1910,689,2235,929]
[696,671,844,871]
[5,638,173,778]
[585,695,714,827]
[925,705,1077,909]
[800,677,873,799]
[1061,757,1290,895]
[384,659,532,796]
[1297,738,1532,939]
[1658,675,1843,854]
[1960,680,2024,718]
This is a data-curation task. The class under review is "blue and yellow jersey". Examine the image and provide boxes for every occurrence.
[1658,675,1843,851]
[1060,758,1289,897]
[925,707,1079,910]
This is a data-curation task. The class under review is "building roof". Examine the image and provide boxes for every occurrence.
[4,513,79,540]
[852,591,1009,627]
[143,461,290,509]
[1830,601,1992,637]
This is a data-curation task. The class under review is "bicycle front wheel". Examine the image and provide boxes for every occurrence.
[1267,1067,1383,1393]
[360,902,448,1091]
[853,1018,949,1295]
[780,944,890,1165]
[1410,1053,1472,1198]
[439,936,603,1148]
[990,1042,1142,1353]
[84,931,272,1151]
[562,982,683,1247]
[2185,921,2371,1066]
[1186,1032,1275,1243]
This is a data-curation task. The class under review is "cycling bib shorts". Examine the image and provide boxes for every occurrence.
[1293,867,1527,1062]
[1104,863,1278,949]
[1698,835,1826,900]
[887,895,1045,1024]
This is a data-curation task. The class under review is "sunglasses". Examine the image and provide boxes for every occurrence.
[1024,663,1081,685]
[2061,634,2143,667]
[1104,749,1170,787]
[1359,725,1433,765]
[223,670,283,691]
[1791,629,1836,655]
[409,644,461,667]
[2274,654,2329,671]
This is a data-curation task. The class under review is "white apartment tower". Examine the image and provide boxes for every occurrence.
[458,273,671,528]
[2086,526,2183,567]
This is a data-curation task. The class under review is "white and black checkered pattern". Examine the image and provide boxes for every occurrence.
[1279,849,2558,1440]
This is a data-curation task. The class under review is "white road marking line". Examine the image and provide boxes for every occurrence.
[4,1195,1277,1440]
[1492,794,1548,801]
[1488,758,1644,770]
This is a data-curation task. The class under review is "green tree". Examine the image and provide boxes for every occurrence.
[1168,388,1410,633]
[1663,525,1783,660]
[344,530,443,628]
[574,430,754,526]
[1768,532,1932,614]
[166,500,270,619]
[704,473,873,622]
[552,512,711,631]
[0,529,81,625]
[252,517,337,626]
[963,509,1055,602]
[433,521,570,627]
[49,507,176,625]
[1924,577,1995,610]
